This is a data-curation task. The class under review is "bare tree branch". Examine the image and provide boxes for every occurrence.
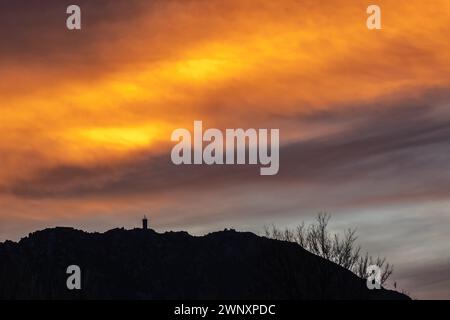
[263,213,394,286]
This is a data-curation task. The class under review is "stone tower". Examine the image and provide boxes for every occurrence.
[142,215,148,230]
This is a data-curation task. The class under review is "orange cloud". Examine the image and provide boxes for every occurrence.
[1,0,450,207]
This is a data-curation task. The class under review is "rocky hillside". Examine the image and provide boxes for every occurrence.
[0,227,409,299]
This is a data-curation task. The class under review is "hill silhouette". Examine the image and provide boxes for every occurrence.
[0,227,409,300]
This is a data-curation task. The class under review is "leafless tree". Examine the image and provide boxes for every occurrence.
[263,213,393,285]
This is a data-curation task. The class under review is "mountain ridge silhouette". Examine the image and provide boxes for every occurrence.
[0,227,409,300]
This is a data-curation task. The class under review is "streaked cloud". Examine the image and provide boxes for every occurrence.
[1,0,450,298]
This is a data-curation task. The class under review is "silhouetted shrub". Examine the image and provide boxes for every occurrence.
[263,213,393,285]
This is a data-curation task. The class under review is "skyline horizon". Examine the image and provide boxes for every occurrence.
[1,0,450,300]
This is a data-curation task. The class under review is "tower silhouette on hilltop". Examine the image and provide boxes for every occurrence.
[142,215,148,230]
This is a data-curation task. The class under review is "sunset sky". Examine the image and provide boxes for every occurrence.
[1,0,450,299]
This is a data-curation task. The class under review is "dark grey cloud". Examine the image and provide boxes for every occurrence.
[398,260,450,299]
[0,0,145,61]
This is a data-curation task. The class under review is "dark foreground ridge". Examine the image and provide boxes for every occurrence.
[0,227,409,300]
